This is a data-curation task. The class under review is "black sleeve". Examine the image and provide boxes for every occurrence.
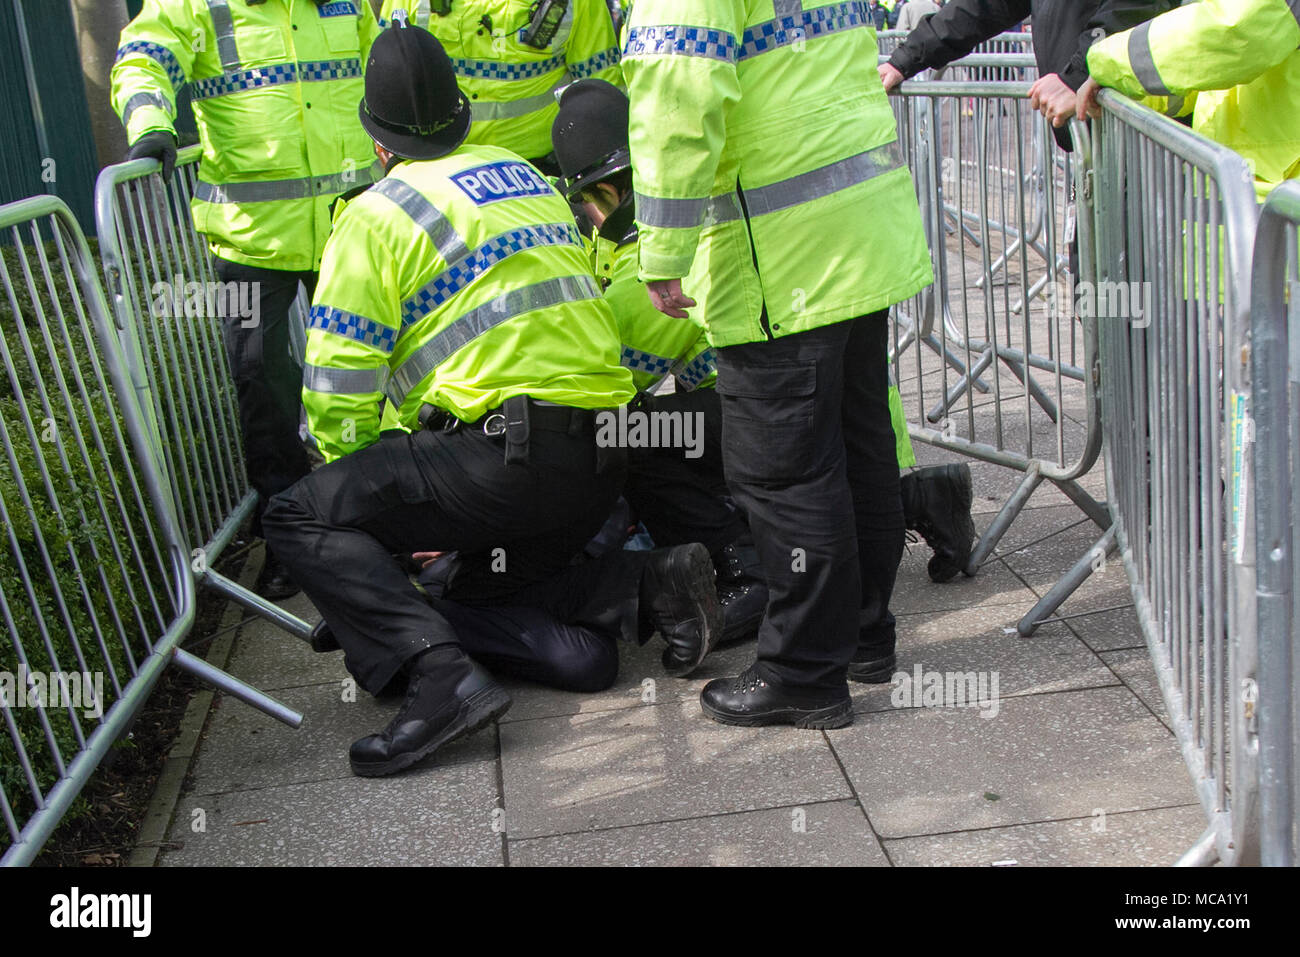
[887,0,1032,78]
[1060,0,1179,90]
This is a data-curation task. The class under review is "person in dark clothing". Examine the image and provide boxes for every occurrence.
[878,0,1175,148]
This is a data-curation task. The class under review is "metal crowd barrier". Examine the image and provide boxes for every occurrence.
[1250,180,1300,867]
[94,147,313,641]
[0,195,300,866]
[1091,89,1261,866]
[890,81,1108,636]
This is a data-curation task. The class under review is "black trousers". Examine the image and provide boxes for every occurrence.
[263,421,647,695]
[214,258,315,531]
[714,311,904,690]
[622,387,746,554]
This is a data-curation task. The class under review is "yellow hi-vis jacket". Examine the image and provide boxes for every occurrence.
[1087,0,1300,201]
[620,0,932,347]
[305,142,635,462]
[111,0,382,271]
[379,1,624,161]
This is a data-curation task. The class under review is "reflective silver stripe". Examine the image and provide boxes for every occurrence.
[195,165,379,204]
[1128,20,1171,96]
[122,91,172,126]
[207,0,241,72]
[414,0,431,28]
[635,194,705,229]
[741,141,904,217]
[303,363,386,395]
[387,274,601,404]
[1165,94,1185,117]
[471,79,569,121]
[370,178,469,263]
[1291,0,1300,29]
[636,191,742,229]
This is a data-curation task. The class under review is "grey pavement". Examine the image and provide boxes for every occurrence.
[151,449,1204,867]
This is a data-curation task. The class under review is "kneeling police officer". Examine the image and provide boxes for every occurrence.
[263,23,720,777]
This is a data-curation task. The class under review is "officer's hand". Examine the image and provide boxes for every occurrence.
[413,551,445,570]
[646,279,696,319]
[878,62,905,93]
[126,131,178,181]
[1028,73,1077,129]
[1076,76,1103,123]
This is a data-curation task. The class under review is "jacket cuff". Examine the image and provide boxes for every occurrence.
[636,229,698,282]
[126,106,176,143]
[888,49,921,79]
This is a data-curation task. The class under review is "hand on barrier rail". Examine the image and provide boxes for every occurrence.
[1075,77,1103,123]
[124,130,178,182]
[878,62,904,92]
[1028,73,1077,129]
[646,278,697,319]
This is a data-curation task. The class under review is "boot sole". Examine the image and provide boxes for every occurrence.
[847,661,896,684]
[662,544,723,678]
[701,696,853,730]
[350,683,512,778]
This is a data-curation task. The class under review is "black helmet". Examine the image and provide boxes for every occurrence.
[359,21,472,161]
[551,79,631,201]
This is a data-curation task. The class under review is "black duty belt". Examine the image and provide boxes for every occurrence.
[417,395,600,466]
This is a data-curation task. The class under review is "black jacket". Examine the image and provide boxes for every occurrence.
[888,0,1176,147]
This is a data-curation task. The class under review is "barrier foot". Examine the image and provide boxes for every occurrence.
[201,568,314,642]
[1016,525,1116,636]
[966,464,1044,573]
[171,647,304,728]
[1053,477,1111,530]
[1174,825,1220,867]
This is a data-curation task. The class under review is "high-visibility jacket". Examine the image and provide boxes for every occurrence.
[111,0,382,271]
[621,1,933,347]
[379,1,624,161]
[305,142,635,461]
[594,211,717,393]
[1087,0,1300,201]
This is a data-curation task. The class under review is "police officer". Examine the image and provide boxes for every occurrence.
[551,79,977,653]
[111,0,382,599]
[623,2,933,727]
[1079,0,1300,199]
[262,23,721,777]
[379,0,623,174]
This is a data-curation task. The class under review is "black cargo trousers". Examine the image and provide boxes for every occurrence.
[262,410,652,696]
[214,259,314,532]
[714,310,905,691]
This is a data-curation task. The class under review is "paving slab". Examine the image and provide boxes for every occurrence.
[852,603,1117,715]
[499,698,851,840]
[1099,646,1172,730]
[189,683,497,796]
[827,685,1198,839]
[884,803,1207,866]
[160,762,503,867]
[509,799,888,867]
[892,548,1037,616]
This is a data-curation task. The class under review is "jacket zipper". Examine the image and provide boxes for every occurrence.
[735,183,774,341]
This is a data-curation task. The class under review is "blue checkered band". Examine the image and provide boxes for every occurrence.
[569,47,620,79]
[621,346,674,378]
[308,305,398,354]
[675,349,717,391]
[190,59,362,99]
[739,2,871,60]
[402,222,583,329]
[116,41,186,91]
[317,1,358,16]
[624,25,738,63]
[452,53,566,80]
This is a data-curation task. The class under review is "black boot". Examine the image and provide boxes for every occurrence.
[713,542,768,646]
[639,543,723,677]
[700,666,852,729]
[902,464,976,583]
[349,649,511,777]
[256,547,301,601]
[848,618,897,684]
